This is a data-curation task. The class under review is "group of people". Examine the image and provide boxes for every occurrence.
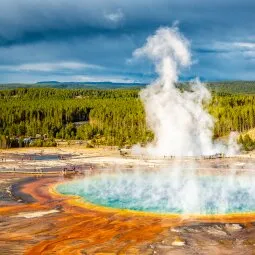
[62,165,94,175]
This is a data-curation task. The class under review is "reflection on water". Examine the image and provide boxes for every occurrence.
[33,155,60,161]
[57,169,255,215]
[20,154,71,161]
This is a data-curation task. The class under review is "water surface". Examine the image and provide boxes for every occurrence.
[57,170,255,215]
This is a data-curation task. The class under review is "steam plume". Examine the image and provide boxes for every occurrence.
[133,26,236,156]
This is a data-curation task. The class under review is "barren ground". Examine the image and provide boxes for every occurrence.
[0,146,254,255]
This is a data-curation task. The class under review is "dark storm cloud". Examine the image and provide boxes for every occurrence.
[0,0,255,82]
[0,0,254,44]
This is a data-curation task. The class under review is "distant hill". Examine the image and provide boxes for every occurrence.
[37,81,60,84]
[35,81,147,89]
[0,80,255,94]
[0,81,146,90]
[180,81,255,94]
[206,81,255,94]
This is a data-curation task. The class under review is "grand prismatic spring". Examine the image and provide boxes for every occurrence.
[57,170,255,215]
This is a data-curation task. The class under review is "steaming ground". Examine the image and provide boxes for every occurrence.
[1,146,255,215]
[132,26,239,157]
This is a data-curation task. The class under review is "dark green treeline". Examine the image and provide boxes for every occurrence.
[0,87,255,147]
[0,88,152,147]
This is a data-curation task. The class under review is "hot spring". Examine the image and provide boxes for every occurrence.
[57,169,255,215]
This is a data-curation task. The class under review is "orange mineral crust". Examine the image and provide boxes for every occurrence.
[0,176,255,255]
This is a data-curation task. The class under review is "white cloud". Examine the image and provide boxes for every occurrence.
[0,61,103,72]
[243,51,255,58]
[0,71,138,84]
[104,9,124,23]
[232,42,255,59]
[199,41,255,60]
[233,42,255,49]
[70,75,135,83]
[206,41,255,52]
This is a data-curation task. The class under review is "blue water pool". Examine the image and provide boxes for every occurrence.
[57,170,255,215]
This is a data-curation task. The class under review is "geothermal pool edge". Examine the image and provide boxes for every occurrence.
[53,179,255,222]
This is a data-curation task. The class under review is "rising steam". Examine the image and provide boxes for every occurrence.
[133,26,237,156]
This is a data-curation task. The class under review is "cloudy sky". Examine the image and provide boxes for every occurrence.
[0,0,255,83]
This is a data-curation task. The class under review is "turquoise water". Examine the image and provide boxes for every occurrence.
[57,170,255,215]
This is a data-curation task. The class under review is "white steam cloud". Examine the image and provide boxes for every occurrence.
[133,26,238,156]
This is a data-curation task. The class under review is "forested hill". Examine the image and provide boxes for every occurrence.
[0,82,146,90]
[1,81,255,94]
[1,86,255,150]
[207,81,255,94]
[179,81,255,94]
